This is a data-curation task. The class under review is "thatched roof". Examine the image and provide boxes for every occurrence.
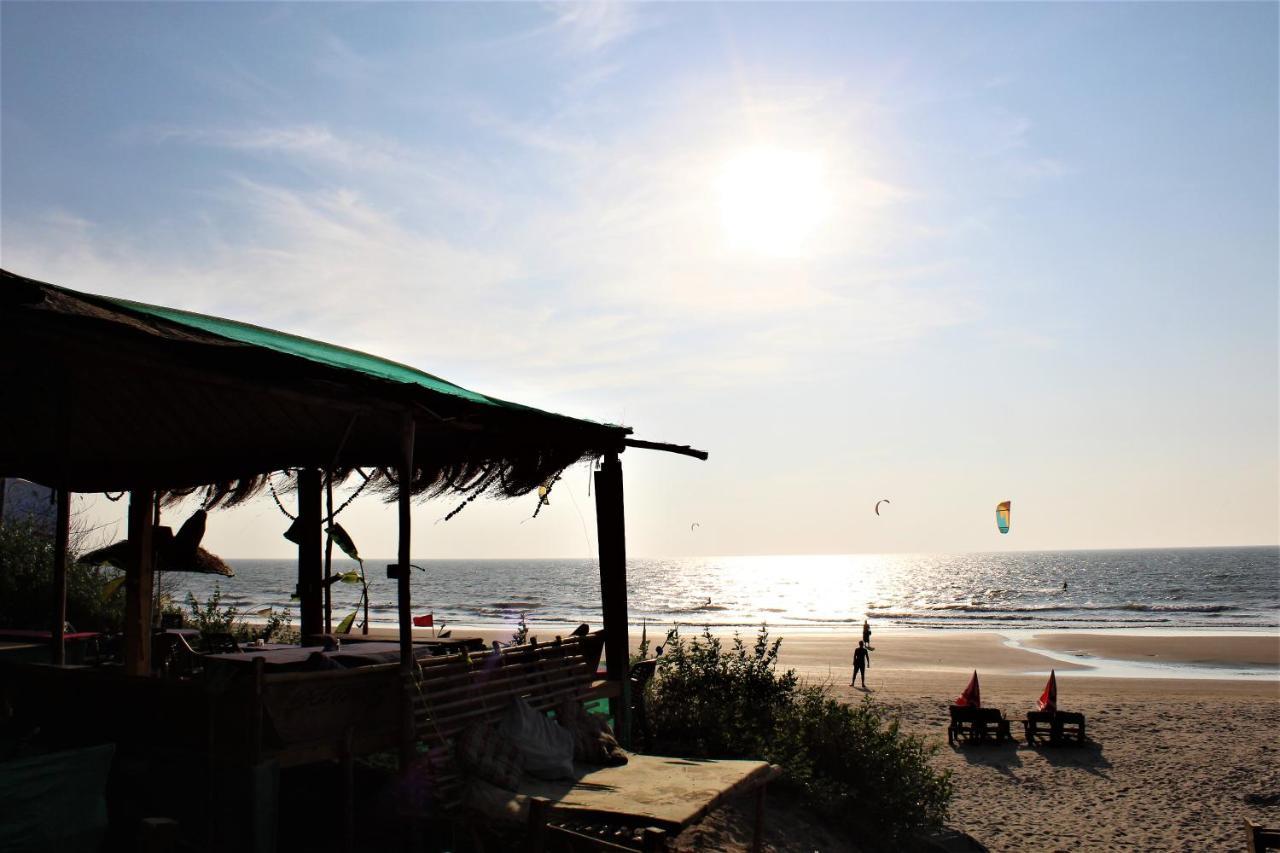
[0,270,633,501]
[81,540,235,577]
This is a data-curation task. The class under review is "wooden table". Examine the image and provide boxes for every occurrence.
[204,641,442,671]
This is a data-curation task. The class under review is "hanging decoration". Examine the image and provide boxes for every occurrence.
[530,472,563,520]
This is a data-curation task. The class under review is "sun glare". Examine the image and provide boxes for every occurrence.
[717,147,831,258]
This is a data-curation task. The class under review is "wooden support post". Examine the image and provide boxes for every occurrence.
[297,468,323,641]
[641,827,668,853]
[397,413,416,769]
[51,489,70,665]
[752,784,766,853]
[251,657,265,765]
[324,473,335,635]
[341,727,354,853]
[526,796,550,853]
[594,450,631,744]
[124,490,154,676]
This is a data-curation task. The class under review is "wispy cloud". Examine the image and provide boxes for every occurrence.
[466,107,597,156]
[547,2,644,53]
[135,123,402,171]
[129,121,507,225]
[8,73,992,412]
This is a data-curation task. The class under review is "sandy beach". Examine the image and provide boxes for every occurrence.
[393,624,1279,851]
[818,634,1278,852]
[788,631,1278,852]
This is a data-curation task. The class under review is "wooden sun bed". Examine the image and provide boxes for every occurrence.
[407,632,781,851]
[947,705,1012,745]
[1023,710,1086,746]
[468,754,778,829]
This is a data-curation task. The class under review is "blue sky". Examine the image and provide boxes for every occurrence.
[3,3,1276,558]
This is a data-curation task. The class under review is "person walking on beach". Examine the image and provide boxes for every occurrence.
[851,640,870,688]
[862,619,873,648]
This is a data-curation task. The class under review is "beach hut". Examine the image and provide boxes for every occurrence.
[0,269,706,845]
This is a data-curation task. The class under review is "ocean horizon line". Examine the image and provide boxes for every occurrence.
[208,543,1280,562]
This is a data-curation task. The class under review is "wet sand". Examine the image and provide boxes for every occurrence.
[1028,631,1280,668]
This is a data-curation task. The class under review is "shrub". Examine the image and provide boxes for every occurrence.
[645,626,952,848]
[184,585,298,644]
[185,584,245,636]
[0,518,124,632]
[510,611,529,646]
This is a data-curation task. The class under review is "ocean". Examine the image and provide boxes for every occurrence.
[160,546,1279,635]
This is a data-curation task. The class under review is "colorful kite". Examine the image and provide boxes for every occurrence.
[996,500,1011,534]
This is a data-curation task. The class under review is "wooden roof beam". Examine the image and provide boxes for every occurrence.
[623,438,709,461]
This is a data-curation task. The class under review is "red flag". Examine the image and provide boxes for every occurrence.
[954,670,981,708]
[1037,670,1057,713]
[412,613,434,628]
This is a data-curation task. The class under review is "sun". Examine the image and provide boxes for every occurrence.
[717,146,832,259]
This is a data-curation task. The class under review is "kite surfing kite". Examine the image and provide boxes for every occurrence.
[874,499,890,516]
[690,522,700,532]
[996,500,1011,534]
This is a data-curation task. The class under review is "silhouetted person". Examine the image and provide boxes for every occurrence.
[862,619,872,646]
[851,640,869,688]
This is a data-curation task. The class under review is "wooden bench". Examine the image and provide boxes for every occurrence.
[948,705,1012,745]
[406,632,780,852]
[527,796,669,852]
[1023,710,1086,746]
[1247,819,1280,853]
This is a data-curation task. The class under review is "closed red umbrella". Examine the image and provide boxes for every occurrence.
[954,670,981,708]
[1037,670,1058,713]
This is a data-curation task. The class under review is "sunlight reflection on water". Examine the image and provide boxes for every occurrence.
[163,547,1279,635]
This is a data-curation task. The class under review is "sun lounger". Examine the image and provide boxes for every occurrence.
[977,707,1012,742]
[1023,710,1086,745]
[948,705,1011,745]
[407,631,780,851]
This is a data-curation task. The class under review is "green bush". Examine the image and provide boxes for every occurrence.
[645,626,952,848]
[0,519,124,632]
[184,584,245,636]
[184,585,298,644]
[510,611,529,646]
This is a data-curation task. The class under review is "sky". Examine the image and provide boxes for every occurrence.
[2,2,1276,560]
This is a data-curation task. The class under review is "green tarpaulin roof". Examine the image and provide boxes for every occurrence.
[1,269,636,496]
[105,295,604,425]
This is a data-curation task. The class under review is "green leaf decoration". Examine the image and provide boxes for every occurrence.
[326,524,361,564]
[101,575,127,601]
[336,610,357,634]
[338,571,362,584]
